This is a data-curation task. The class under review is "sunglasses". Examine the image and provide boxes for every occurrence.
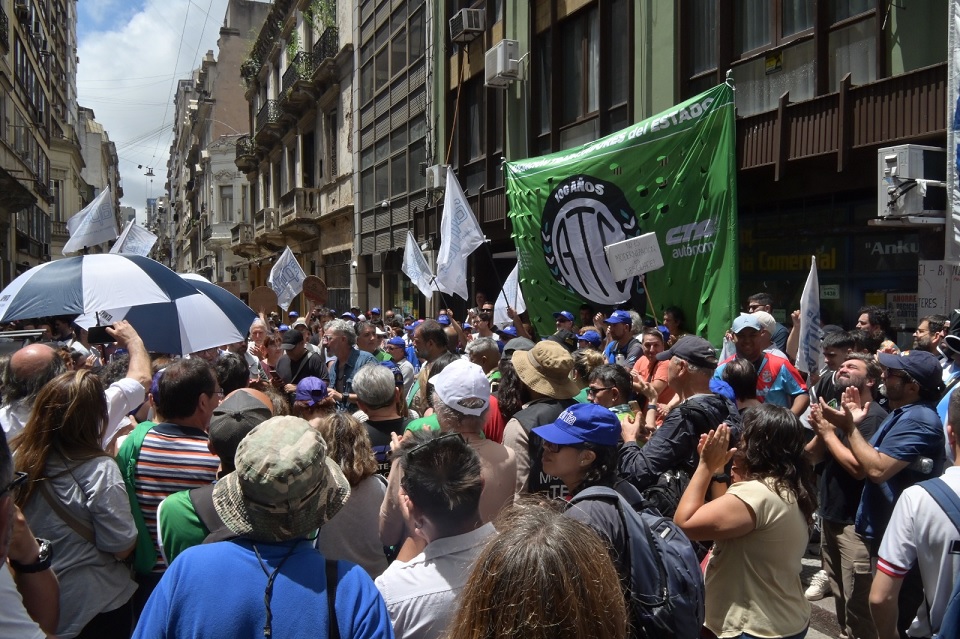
[587,385,614,396]
[541,441,583,453]
[1,471,28,496]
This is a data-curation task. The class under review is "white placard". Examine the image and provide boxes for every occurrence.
[820,284,840,299]
[604,232,664,282]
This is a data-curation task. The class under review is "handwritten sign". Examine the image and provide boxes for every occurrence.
[302,276,328,305]
[249,286,278,314]
[604,233,664,282]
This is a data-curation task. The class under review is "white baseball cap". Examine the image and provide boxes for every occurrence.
[430,360,490,416]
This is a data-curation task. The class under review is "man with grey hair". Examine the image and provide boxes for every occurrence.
[1,320,151,446]
[325,319,377,412]
[353,364,405,476]
[379,360,515,552]
[465,337,501,394]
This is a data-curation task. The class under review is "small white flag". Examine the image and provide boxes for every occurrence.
[267,246,306,311]
[402,231,440,298]
[797,256,824,374]
[436,170,485,300]
[63,188,119,254]
[110,220,158,257]
[494,262,526,329]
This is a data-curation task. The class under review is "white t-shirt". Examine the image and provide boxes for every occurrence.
[0,559,47,639]
[877,465,960,637]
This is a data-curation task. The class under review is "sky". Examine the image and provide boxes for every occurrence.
[76,0,232,222]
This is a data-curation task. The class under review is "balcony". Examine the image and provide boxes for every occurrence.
[279,187,321,240]
[254,207,285,250]
[231,222,258,257]
[202,221,233,246]
[195,254,215,276]
[50,219,68,239]
[254,100,282,142]
[311,27,339,85]
[1,4,9,51]
[234,135,258,173]
[280,51,322,111]
[736,62,946,199]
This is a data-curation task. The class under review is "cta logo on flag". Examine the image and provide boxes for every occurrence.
[402,231,440,298]
[268,247,306,311]
[63,189,119,255]
[110,220,158,257]
[435,170,485,301]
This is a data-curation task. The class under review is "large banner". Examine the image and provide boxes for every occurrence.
[505,83,738,345]
[948,0,960,261]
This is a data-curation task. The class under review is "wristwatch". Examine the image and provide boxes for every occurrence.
[9,538,52,573]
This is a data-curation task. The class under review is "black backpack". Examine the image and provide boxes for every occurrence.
[569,483,705,639]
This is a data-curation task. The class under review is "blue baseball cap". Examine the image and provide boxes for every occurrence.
[370,307,381,315]
[404,320,423,332]
[386,336,406,348]
[462,322,473,331]
[497,325,518,338]
[553,310,575,322]
[604,310,632,325]
[578,330,602,346]
[278,324,290,332]
[731,314,762,334]
[877,350,946,393]
[288,311,298,319]
[341,312,358,321]
[380,360,404,387]
[533,403,620,447]
[437,314,451,326]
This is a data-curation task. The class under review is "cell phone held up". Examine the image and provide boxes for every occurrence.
[87,325,113,344]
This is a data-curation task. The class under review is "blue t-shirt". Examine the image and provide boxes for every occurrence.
[132,538,394,639]
[935,380,959,464]
[855,402,946,542]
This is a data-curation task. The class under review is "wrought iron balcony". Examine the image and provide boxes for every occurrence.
[235,135,258,172]
[315,27,339,61]
[255,100,282,136]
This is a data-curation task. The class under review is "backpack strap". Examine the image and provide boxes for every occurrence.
[919,477,960,535]
[326,559,340,639]
[188,484,236,544]
[39,480,96,545]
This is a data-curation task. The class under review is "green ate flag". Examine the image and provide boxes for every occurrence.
[505,83,739,346]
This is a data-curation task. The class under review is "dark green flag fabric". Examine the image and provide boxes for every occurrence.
[505,83,738,345]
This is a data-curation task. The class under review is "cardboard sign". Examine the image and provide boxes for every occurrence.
[302,275,328,305]
[604,232,665,282]
[248,286,278,314]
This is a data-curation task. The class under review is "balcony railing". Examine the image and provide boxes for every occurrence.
[50,220,67,238]
[255,100,282,134]
[314,27,339,61]
[231,222,255,246]
[279,187,321,222]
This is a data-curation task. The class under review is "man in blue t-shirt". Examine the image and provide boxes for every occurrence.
[817,349,946,639]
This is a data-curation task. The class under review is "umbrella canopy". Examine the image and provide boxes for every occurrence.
[75,275,257,356]
[180,274,257,337]
[0,254,200,323]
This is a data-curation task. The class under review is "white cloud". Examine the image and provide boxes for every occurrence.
[77,0,232,219]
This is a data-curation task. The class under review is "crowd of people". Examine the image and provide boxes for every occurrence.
[0,292,957,639]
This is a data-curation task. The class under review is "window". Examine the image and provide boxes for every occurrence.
[559,7,599,128]
[735,0,813,55]
[220,186,234,222]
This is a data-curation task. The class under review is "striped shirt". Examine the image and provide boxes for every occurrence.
[134,422,219,573]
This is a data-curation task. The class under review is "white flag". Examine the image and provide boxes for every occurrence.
[110,220,158,257]
[436,170,485,300]
[402,231,440,298]
[797,256,824,374]
[267,246,306,311]
[63,188,119,254]
[494,262,526,328]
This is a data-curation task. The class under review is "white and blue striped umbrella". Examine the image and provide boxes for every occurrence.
[74,273,258,356]
[0,254,200,323]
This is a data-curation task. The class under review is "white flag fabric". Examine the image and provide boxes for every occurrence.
[267,246,306,311]
[494,262,526,329]
[797,256,824,374]
[435,170,485,300]
[109,220,158,257]
[63,189,119,255]
[402,231,440,298]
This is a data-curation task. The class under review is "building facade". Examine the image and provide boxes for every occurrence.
[232,0,354,313]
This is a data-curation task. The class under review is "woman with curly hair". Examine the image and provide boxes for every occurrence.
[675,404,817,639]
[447,499,627,639]
[313,411,388,578]
[13,370,138,639]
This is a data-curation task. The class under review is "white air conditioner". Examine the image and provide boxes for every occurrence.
[449,8,484,44]
[200,149,210,160]
[425,164,448,192]
[877,144,947,218]
[195,163,203,173]
[484,39,520,89]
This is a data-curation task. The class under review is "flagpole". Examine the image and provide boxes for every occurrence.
[641,274,660,325]
[479,240,513,311]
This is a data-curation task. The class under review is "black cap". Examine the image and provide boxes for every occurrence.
[545,329,578,354]
[656,335,719,369]
[281,330,304,350]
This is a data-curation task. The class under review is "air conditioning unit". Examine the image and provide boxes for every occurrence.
[484,39,520,89]
[200,149,210,160]
[877,144,947,218]
[425,164,448,192]
[449,8,484,44]
[371,253,382,273]
[195,163,203,173]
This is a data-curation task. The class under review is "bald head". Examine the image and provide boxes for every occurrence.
[225,387,274,414]
[3,344,65,405]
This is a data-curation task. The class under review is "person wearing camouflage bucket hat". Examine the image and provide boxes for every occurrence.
[212,415,351,542]
[133,415,394,639]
